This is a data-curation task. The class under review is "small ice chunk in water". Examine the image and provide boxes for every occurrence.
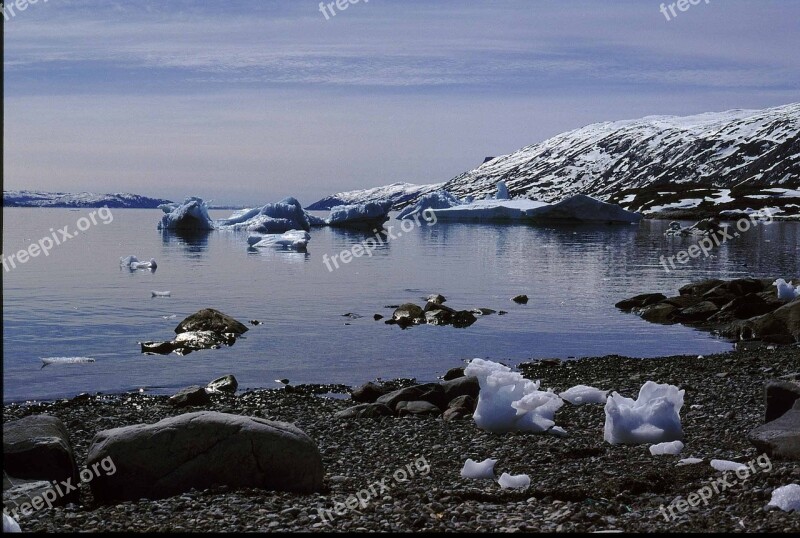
[677,457,703,466]
[649,440,684,456]
[460,458,497,479]
[151,291,171,297]
[559,385,608,405]
[498,473,530,490]
[603,381,684,445]
[768,484,800,512]
[710,459,747,472]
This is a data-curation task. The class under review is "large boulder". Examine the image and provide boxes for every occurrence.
[748,399,800,460]
[391,304,426,327]
[376,383,447,411]
[87,412,323,501]
[441,376,480,402]
[765,380,800,423]
[396,401,442,417]
[3,415,79,503]
[207,374,238,394]
[722,299,800,344]
[679,279,723,297]
[350,382,390,404]
[615,293,667,311]
[334,403,393,419]
[174,309,249,336]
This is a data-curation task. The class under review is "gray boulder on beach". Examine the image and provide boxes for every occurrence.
[748,399,800,460]
[334,403,394,419]
[168,386,211,408]
[87,411,324,501]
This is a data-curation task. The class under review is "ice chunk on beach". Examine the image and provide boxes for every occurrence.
[498,473,530,490]
[217,197,311,233]
[649,440,684,456]
[603,381,684,445]
[464,358,563,433]
[326,199,392,227]
[3,514,21,533]
[396,190,461,220]
[158,196,215,231]
[677,457,703,466]
[460,458,497,479]
[768,484,800,512]
[559,385,608,405]
[774,278,800,301]
[549,425,568,437]
[710,459,747,472]
[495,180,509,200]
[247,230,310,251]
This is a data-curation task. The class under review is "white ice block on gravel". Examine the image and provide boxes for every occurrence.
[677,457,703,466]
[498,473,531,490]
[464,358,563,433]
[3,514,21,533]
[460,458,497,479]
[559,385,609,405]
[768,484,800,512]
[710,459,747,472]
[649,440,684,456]
[603,381,684,445]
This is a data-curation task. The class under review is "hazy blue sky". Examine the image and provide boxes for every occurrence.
[4,0,799,205]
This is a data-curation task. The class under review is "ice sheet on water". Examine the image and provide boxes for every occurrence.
[247,230,310,251]
[603,381,684,445]
[218,197,311,233]
[559,385,608,405]
[460,458,497,479]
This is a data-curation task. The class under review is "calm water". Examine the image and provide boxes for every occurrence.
[3,208,798,403]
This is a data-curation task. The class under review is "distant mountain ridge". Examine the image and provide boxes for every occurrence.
[305,182,444,210]
[3,190,173,209]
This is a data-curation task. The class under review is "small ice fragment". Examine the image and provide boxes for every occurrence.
[460,458,497,479]
[774,278,800,301]
[151,291,171,297]
[498,472,530,490]
[649,440,684,456]
[559,385,608,405]
[677,457,703,466]
[710,459,747,472]
[3,514,21,533]
[162,314,178,319]
[549,426,568,437]
[767,484,800,512]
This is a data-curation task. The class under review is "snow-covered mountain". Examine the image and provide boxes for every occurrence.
[3,190,173,209]
[305,182,444,210]
[443,103,799,214]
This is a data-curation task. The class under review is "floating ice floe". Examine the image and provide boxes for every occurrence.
[217,197,311,233]
[464,358,563,433]
[120,255,158,271]
[710,459,747,472]
[460,458,497,479]
[603,381,684,445]
[774,278,800,301]
[498,473,531,490]
[396,190,462,220]
[559,385,609,405]
[768,484,800,512]
[326,199,393,228]
[158,196,215,231]
[3,514,21,533]
[247,230,310,251]
[151,291,171,298]
[677,457,703,466]
[649,440,684,456]
[41,357,95,368]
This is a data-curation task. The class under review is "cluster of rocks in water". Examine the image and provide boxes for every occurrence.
[140,309,250,355]
[381,294,516,329]
[616,277,800,345]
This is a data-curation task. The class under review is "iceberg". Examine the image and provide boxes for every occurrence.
[120,256,157,271]
[460,458,497,479]
[433,198,547,222]
[157,197,215,231]
[498,473,530,490]
[495,180,509,200]
[525,194,642,223]
[396,190,462,220]
[217,197,311,233]
[247,230,310,251]
[464,358,563,433]
[603,381,684,445]
[559,385,609,405]
[326,199,393,228]
[774,278,800,301]
[768,484,800,512]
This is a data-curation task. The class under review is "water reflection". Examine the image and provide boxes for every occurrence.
[159,228,211,255]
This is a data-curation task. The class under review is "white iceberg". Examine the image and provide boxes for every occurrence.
[3,514,21,533]
[559,385,609,405]
[603,381,684,445]
[768,484,800,512]
[396,190,462,220]
[710,459,747,472]
[247,230,310,251]
[433,198,547,222]
[157,196,215,231]
[498,472,531,490]
[120,255,157,271]
[649,440,684,456]
[495,180,509,200]
[774,278,800,301]
[326,199,393,228]
[464,358,563,433]
[460,458,497,479]
[217,197,311,233]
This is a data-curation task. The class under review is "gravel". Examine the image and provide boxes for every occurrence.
[4,347,799,532]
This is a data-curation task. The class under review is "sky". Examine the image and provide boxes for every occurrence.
[3,0,799,206]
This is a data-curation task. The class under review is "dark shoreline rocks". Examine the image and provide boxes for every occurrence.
[4,347,800,532]
[140,309,250,356]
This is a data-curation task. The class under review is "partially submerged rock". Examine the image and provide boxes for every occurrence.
[141,309,249,356]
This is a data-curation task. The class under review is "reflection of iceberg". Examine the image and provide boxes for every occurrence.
[397,190,462,220]
[247,230,310,251]
[157,197,215,231]
[120,255,158,272]
[326,200,392,229]
[217,197,311,233]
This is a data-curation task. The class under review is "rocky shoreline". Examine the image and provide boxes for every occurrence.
[4,347,799,533]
